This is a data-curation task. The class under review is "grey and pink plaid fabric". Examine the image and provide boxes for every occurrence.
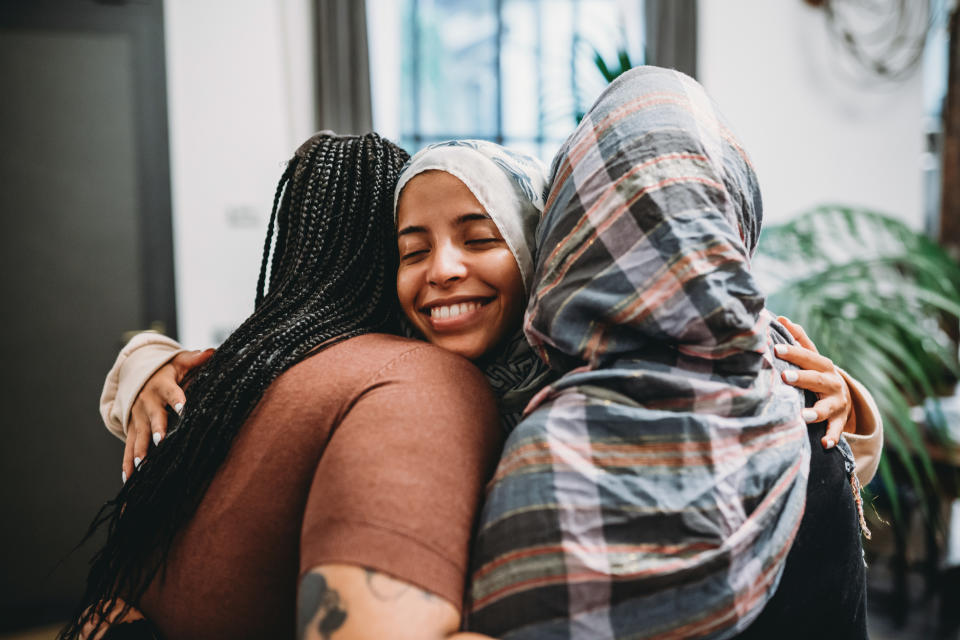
[466,67,811,639]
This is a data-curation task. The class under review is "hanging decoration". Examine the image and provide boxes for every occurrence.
[803,0,936,83]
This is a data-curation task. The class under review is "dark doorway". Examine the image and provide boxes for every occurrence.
[0,0,175,631]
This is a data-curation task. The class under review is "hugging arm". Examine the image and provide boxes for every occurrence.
[119,348,213,480]
[774,316,883,484]
[99,332,212,481]
[101,325,882,486]
[100,333,187,440]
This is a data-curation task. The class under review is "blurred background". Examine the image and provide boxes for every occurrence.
[0,0,958,638]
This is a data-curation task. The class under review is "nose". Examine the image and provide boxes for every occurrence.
[427,243,468,287]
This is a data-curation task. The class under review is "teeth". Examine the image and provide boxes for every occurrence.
[430,301,481,319]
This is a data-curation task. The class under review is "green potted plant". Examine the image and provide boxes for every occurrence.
[753,205,960,517]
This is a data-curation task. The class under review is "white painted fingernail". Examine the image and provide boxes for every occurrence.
[153,432,162,446]
[122,471,127,484]
[174,403,184,415]
[825,438,836,449]
[802,409,818,422]
[134,457,142,469]
[774,344,788,355]
[783,370,798,383]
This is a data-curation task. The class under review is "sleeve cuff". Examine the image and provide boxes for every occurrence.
[300,517,466,613]
[99,332,187,440]
[838,368,884,486]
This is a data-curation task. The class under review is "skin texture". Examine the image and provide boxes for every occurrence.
[395,171,526,361]
[775,316,855,450]
[296,565,492,640]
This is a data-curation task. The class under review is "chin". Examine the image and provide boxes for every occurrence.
[436,339,486,361]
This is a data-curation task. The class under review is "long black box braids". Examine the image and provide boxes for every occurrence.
[61,132,410,639]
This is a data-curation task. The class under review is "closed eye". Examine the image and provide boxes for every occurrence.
[400,249,428,261]
[465,238,499,246]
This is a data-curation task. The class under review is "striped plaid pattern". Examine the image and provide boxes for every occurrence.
[466,67,811,639]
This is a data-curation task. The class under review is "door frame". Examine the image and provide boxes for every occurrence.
[1,0,177,338]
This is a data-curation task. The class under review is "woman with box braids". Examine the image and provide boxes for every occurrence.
[62,132,409,640]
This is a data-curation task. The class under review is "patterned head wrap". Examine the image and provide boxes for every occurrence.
[468,67,811,638]
[393,140,553,427]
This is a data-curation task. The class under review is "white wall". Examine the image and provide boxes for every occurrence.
[162,1,935,345]
[163,0,315,347]
[697,0,927,228]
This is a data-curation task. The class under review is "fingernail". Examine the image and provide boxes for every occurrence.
[134,457,142,469]
[825,438,836,449]
[174,403,184,415]
[783,370,798,383]
[774,345,788,355]
[122,471,127,484]
[153,432,162,446]
[802,408,818,422]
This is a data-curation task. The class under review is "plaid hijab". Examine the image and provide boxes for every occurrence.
[468,67,811,638]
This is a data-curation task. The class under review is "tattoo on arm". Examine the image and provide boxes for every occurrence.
[297,572,348,640]
[363,567,437,602]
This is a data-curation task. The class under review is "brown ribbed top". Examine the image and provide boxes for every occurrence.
[140,334,501,640]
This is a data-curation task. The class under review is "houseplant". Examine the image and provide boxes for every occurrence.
[753,204,960,517]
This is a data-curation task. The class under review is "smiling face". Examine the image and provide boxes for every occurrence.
[396,170,526,361]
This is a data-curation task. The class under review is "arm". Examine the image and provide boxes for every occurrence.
[100,331,213,482]
[298,344,503,639]
[99,332,187,439]
[297,565,492,640]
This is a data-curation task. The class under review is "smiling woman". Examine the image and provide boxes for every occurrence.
[389,140,554,428]
[396,170,526,360]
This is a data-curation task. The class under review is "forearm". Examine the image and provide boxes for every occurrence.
[298,565,495,640]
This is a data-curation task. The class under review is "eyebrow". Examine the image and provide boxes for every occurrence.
[397,212,491,237]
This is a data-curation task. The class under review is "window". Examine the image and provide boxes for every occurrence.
[367,0,644,164]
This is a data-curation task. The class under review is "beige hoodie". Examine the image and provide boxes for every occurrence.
[99,332,187,441]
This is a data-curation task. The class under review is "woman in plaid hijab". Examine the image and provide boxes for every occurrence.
[467,67,867,639]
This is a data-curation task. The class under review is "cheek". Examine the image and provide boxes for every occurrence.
[395,268,418,317]
[503,276,526,327]
[488,254,526,326]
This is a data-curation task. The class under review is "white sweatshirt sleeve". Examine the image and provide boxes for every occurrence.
[99,332,187,441]
[838,368,884,487]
